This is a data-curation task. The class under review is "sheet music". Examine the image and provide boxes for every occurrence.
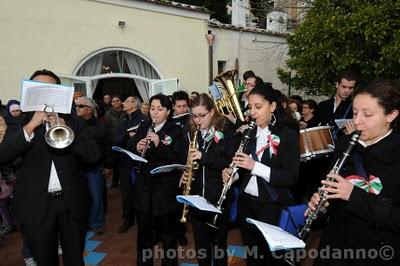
[112,146,148,163]
[150,164,187,174]
[20,80,74,114]
[335,119,352,129]
[176,195,222,213]
[246,218,306,251]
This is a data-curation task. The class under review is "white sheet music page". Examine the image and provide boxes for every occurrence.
[176,195,222,213]
[151,164,187,174]
[20,80,74,114]
[112,146,148,163]
[246,218,306,251]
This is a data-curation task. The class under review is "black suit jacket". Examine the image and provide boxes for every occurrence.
[316,131,400,265]
[0,118,101,225]
[316,97,353,129]
[239,126,299,205]
[128,119,186,216]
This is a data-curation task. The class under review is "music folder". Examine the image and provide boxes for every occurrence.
[176,195,222,213]
[246,218,306,251]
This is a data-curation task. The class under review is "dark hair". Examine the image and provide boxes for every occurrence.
[243,70,256,81]
[189,93,225,133]
[290,95,303,104]
[111,95,123,101]
[172,90,189,105]
[354,80,400,130]
[29,69,61,84]
[337,69,358,84]
[303,99,317,112]
[149,93,173,118]
[250,84,299,131]
[190,91,200,97]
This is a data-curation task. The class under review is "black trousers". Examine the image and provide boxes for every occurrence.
[191,210,228,266]
[238,193,287,266]
[119,167,135,223]
[22,196,87,266]
[136,210,179,266]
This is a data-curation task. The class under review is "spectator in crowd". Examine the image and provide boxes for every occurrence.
[113,96,144,233]
[141,101,150,117]
[105,95,124,188]
[103,94,112,112]
[288,98,302,121]
[75,96,112,235]
[299,99,318,129]
[190,91,200,102]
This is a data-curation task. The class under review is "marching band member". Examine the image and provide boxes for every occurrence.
[223,83,299,266]
[308,80,400,265]
[180,93,239,266]
[128,93,185,266]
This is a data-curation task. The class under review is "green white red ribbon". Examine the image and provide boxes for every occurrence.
[162,135,173,146]
[345,175,383,195]
[204,126,224,143]
[256,134,280,158]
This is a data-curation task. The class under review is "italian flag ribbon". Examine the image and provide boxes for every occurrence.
[345,175,383,195]
[162,135,173,146]
[256,134,280,158]
[204,126,224,143]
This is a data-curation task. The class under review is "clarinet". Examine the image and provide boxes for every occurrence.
[207,121,257,229]
[140,121,155,158]
[298,130,361,239]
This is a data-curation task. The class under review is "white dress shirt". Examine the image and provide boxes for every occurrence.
[244,126,272,197]
[23,129,62,192]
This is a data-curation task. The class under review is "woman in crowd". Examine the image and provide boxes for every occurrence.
[129,93,185,266]
[223,83,299,265]
[308,79,400,265]
[181,93,238,266]
[299,99,318,129]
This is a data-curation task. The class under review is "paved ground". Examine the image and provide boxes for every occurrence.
[0,183,319,265]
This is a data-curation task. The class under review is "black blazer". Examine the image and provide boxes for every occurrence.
[0,117,101,225]
[316,131,400,265]
[191,126,240,204]
[316,97,353,129]
[128,119,185,216]
[239,126,299,205]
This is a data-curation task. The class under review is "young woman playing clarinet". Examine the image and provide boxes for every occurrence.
[307,80,400,265]
[223,83,300,266]
[128,93,185,266]
[181,93,239,266]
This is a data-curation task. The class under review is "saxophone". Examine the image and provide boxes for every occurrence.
[298,130,361,239]
[180,127,200,223]
[207,121,257,229]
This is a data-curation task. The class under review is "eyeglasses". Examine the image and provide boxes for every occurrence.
[192,111,210,119]
[76,104,90,109]
[245,82,256,88]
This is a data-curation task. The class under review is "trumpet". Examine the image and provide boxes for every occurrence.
[207,120,257,229]
[180,126,200,223]
[43,104,75,149]
[298,130,361,239]
[141,121,155,158]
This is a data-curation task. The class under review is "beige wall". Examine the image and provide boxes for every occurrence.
[211,26,289,93]
[0,0,210,101]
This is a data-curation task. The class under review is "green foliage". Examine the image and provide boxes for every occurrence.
[278,0,400,96]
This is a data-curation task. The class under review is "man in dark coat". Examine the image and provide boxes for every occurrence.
[316,70,358,137]
[0,70,101,266]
